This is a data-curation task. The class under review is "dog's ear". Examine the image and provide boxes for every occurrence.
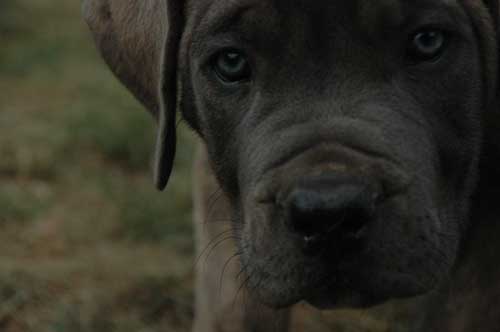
[465,0,500,105]
[82,0,184,190]
[156,0,184,190]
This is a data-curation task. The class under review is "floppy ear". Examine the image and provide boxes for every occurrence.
[156,0,184,190]
[82,0,184,190]
[464,0,500,106]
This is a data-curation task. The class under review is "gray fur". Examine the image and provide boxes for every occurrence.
[83,1,500,331]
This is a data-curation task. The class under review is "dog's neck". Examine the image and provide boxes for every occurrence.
[419,139,500,331]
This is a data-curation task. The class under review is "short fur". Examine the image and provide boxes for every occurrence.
[83,1,500,331]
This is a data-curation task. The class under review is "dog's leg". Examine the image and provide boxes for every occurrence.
[192,143,290,332]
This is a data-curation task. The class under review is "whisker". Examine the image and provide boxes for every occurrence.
[206,187,223,206]
[234,268,254,307]
[203,235,240,266]
[218,250,244,299]
[194,229,233,267]
[205,191,226,225]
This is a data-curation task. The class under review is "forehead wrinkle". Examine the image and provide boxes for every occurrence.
[358,0,469,32]
[191,0,283,60]
[358,0,404,30]
[197,0,261,38]
[404,0,469,22]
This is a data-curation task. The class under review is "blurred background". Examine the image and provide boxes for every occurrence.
[1,1,195,331]
[0,1,415,331]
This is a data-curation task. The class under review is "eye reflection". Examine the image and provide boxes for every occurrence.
[407,30,447,62]
[213,50,251,83]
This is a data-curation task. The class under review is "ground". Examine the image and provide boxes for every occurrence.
[0,1,412,331]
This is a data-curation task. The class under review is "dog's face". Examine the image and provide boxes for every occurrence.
[180,0,487,309]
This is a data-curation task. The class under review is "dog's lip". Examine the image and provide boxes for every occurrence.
[257,135,404,183]
[253,143,412,204]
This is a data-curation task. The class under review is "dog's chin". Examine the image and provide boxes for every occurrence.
[253,290,371,310]
[304,272,430,309]
[305,290,380,310]
[252,268,433,310]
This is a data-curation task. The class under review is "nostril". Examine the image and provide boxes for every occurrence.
[288,190,332,236]
[334,207,371,237]
[285,178,376,242]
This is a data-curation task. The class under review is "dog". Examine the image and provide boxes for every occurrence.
[83,0,500,331]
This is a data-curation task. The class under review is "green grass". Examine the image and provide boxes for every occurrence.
[0,1,196,331]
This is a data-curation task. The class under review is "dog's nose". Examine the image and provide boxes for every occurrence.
[284,174,377,251]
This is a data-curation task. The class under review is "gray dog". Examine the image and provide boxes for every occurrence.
[83,0,500,331]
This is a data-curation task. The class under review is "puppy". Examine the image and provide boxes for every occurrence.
[83,1,500,331]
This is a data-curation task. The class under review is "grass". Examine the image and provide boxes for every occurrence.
[0,1,415,331]
[0,1,195,331]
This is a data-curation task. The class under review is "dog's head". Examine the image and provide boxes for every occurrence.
[84,0,500,308]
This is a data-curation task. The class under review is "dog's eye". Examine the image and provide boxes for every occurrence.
[213,50,251,83]
[407,30,447,63]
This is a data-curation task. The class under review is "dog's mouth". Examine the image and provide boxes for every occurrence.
[238,143,443,309]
